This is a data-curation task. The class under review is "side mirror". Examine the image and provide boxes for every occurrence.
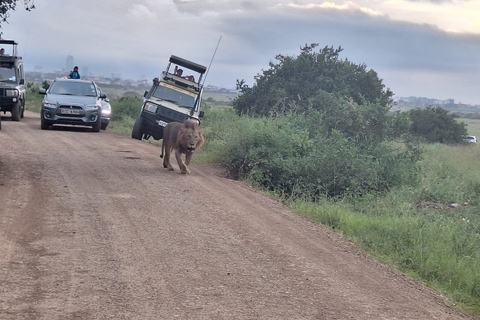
[199,111,205,118]
[19,79,25,85]
[99,93,107,99]
[144,90,148,97]
[39,88,46,95]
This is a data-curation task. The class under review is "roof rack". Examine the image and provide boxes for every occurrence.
[0,39,19,57]
[169,55,207,74]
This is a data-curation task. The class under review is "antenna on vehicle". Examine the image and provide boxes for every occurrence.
[202,35,222,88]
[190,35,222,116]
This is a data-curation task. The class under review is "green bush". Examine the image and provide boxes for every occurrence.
[110,96,142,121]
[406,106,468,144]
[233,44,392,118]
[25,82,43,111]
[207,111,420,199]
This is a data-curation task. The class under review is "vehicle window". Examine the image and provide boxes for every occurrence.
[49,82,98,96]
[152,84,198,110]
[0,67,16,82]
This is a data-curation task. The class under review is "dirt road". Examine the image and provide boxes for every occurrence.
[0,112,474,320]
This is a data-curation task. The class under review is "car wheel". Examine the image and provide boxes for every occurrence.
[92,118,101,132]
[40,116,49,130]
[20,100,25,119]
[11,103,21,121]
[101,121,109,130]
[131,116,144,140]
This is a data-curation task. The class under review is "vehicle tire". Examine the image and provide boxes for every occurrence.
[92,117,101,132]
[131,116,144,140]
[40,116,49,130]
[101,121,108,131]
[11,103,21,121]
[20,99,25,119]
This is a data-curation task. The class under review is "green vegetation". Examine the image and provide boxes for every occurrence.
[25,82,43,112]
[407,106,467,143]
[23,44,480,316]
[202,109,480,316]
[231,44,419,198]
[234,44,392,117]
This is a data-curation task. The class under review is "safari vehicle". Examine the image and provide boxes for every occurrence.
[0,40,26,122]
[131,55,207,141]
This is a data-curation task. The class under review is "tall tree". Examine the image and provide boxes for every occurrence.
[0,0,34,27]
[233,44,394,143]
[234,44,393,117]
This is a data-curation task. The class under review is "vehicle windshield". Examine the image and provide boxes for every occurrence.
[49,81,97,96]
[0,67,16,82]
[152,83,198,111]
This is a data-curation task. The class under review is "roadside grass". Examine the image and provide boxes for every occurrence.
[461,118,480,137]
[25,93,480,317]
[290,141,480,316]
[201,109,480,316]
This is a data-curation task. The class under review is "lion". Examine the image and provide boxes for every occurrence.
[160,120,205,174]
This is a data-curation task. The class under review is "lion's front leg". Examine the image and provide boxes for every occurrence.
[175,150,190,174]
[185,152,193,166]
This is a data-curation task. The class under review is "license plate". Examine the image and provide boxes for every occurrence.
[157,120,168,127]
[60,108,80,115]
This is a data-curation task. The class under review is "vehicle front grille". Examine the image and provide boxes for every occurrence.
[0,96,13,104]
[155,105,188,123]
[0,88,15,108]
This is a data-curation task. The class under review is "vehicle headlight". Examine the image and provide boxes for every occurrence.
[42,100,57,108]
[6,89,19,97]
[102,106,111,116]
[144,102,158,113]
[85,104,99,110]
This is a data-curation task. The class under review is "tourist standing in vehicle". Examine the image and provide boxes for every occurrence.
[68,66,80,79]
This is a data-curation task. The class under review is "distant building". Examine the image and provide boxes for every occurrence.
[65,55,74,73]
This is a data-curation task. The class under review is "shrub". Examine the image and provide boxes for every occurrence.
[110,96,142,121]
[407,106,467,144]
[215,112,420,199]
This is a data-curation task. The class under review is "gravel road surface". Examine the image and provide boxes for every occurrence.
[0,112,474,319]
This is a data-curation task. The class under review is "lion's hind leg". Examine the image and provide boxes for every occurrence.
[160,139,165,159]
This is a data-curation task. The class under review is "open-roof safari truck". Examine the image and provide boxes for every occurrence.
[0,39,26,129]
[131,55,207,141]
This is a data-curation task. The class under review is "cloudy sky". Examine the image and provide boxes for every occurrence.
[2,0,480,104]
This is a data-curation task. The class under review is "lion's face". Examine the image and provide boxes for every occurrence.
[179,123,204,152]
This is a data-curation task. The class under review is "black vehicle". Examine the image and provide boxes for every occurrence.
[0,40,26,123]
[131,55,206,141]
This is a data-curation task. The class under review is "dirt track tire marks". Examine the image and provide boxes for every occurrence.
[0,112,475,320]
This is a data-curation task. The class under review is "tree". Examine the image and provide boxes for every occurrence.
[407,106,467,144]
[224,45,420,199]
[0,0,34,27]
[233,44,392,116]
[233,44,394,144]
